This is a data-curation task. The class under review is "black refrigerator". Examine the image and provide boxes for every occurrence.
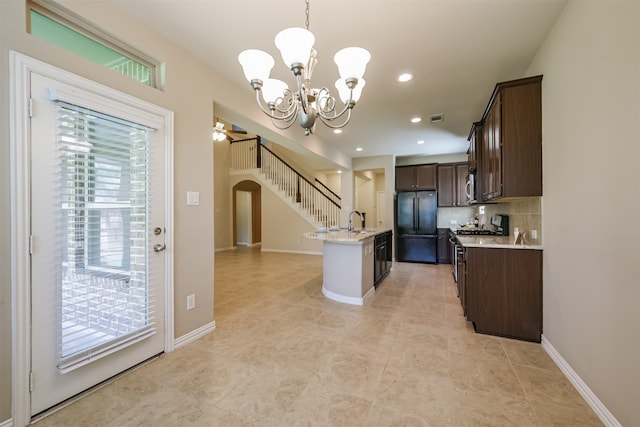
[396,190,437,263]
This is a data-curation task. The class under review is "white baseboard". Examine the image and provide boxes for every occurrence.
[261,248,322,256]
[541,335,621,427]
[215,246,234,252]
[322,286,370,305]
[173,321,216,349]
[0,418,13,427]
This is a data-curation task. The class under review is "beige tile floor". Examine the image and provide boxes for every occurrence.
[36,247,602,426]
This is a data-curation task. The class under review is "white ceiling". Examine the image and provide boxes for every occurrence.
[105,0,566,163]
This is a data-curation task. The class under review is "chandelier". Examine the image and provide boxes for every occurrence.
[238,0,371,136]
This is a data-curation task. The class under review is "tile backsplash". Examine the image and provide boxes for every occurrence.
[481,197,542,244]
[437,207,476,228]
[437,198,542,245]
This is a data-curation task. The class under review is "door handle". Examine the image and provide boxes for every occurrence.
[153,243,166,252]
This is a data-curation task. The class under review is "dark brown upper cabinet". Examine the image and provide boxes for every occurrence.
[395,164,437,191]
[468,122,482,173]
[477,75,543,202]
[437,162,469,207]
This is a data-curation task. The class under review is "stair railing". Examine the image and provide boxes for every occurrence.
[230,137,341,228]
[314,178,342,207]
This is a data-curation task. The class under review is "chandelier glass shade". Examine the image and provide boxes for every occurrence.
[238,18,370,136]
[212,122,227,142]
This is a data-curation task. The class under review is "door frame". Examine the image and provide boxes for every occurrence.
[376,190,386,228]
[9,51,175,426]
[232,180,262,247]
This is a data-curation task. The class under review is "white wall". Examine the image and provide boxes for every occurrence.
[213,129,233,251]
[355,172,375,228]
[353,155,395,230]
[326,173,342,195]
[526,1,640,425]
[229,174,322,255]
[261,187,323,254]
[396,153,467,166]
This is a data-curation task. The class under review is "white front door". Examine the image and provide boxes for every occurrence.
[28,70,170,416]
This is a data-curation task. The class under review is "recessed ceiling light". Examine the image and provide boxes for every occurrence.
[417,140,425,145]
[356,147,363,152]
[411,117,422,124]
[333,129,343,134]
[398,73,413,83]
[337,170,342,174]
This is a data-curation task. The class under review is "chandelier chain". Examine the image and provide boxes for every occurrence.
[304,0,310,30]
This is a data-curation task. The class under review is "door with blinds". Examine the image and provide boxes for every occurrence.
[29,71,170,415]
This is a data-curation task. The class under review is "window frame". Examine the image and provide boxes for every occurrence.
[27,0,162,89]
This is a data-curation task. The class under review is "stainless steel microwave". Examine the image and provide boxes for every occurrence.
[465,173,477,204]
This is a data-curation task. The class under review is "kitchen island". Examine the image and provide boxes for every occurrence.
[304,228,392,305]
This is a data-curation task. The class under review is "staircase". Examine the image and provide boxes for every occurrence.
[230,137,341,229]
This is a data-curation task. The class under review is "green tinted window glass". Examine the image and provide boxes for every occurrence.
[30,10,153,86]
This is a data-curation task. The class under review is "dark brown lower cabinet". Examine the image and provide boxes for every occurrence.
[465,247,542,342]
[374,231,393,287]
[437,228,451,264]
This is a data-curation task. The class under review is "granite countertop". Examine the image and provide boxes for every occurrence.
[304,228,392,244]
[455,235,543,250]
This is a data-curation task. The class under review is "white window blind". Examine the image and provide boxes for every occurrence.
[55,101,155,373]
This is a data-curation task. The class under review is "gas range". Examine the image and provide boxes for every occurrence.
[455,215,510,236]
[455,228,499,236]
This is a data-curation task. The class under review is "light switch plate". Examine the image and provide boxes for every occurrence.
[187,191,199,206]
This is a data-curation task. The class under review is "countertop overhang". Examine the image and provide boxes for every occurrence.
[304,228,392,244]
[455,235,543,250]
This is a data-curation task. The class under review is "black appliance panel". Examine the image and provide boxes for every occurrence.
[397,236,437,263]
[396,192,417,235]
[416,191,437,235]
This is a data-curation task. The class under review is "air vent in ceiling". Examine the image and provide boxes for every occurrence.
[429,113,444,123]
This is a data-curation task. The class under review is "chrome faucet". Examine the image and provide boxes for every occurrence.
[348,210,365,232]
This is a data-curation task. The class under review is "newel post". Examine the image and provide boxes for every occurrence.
[256,135,262,169]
